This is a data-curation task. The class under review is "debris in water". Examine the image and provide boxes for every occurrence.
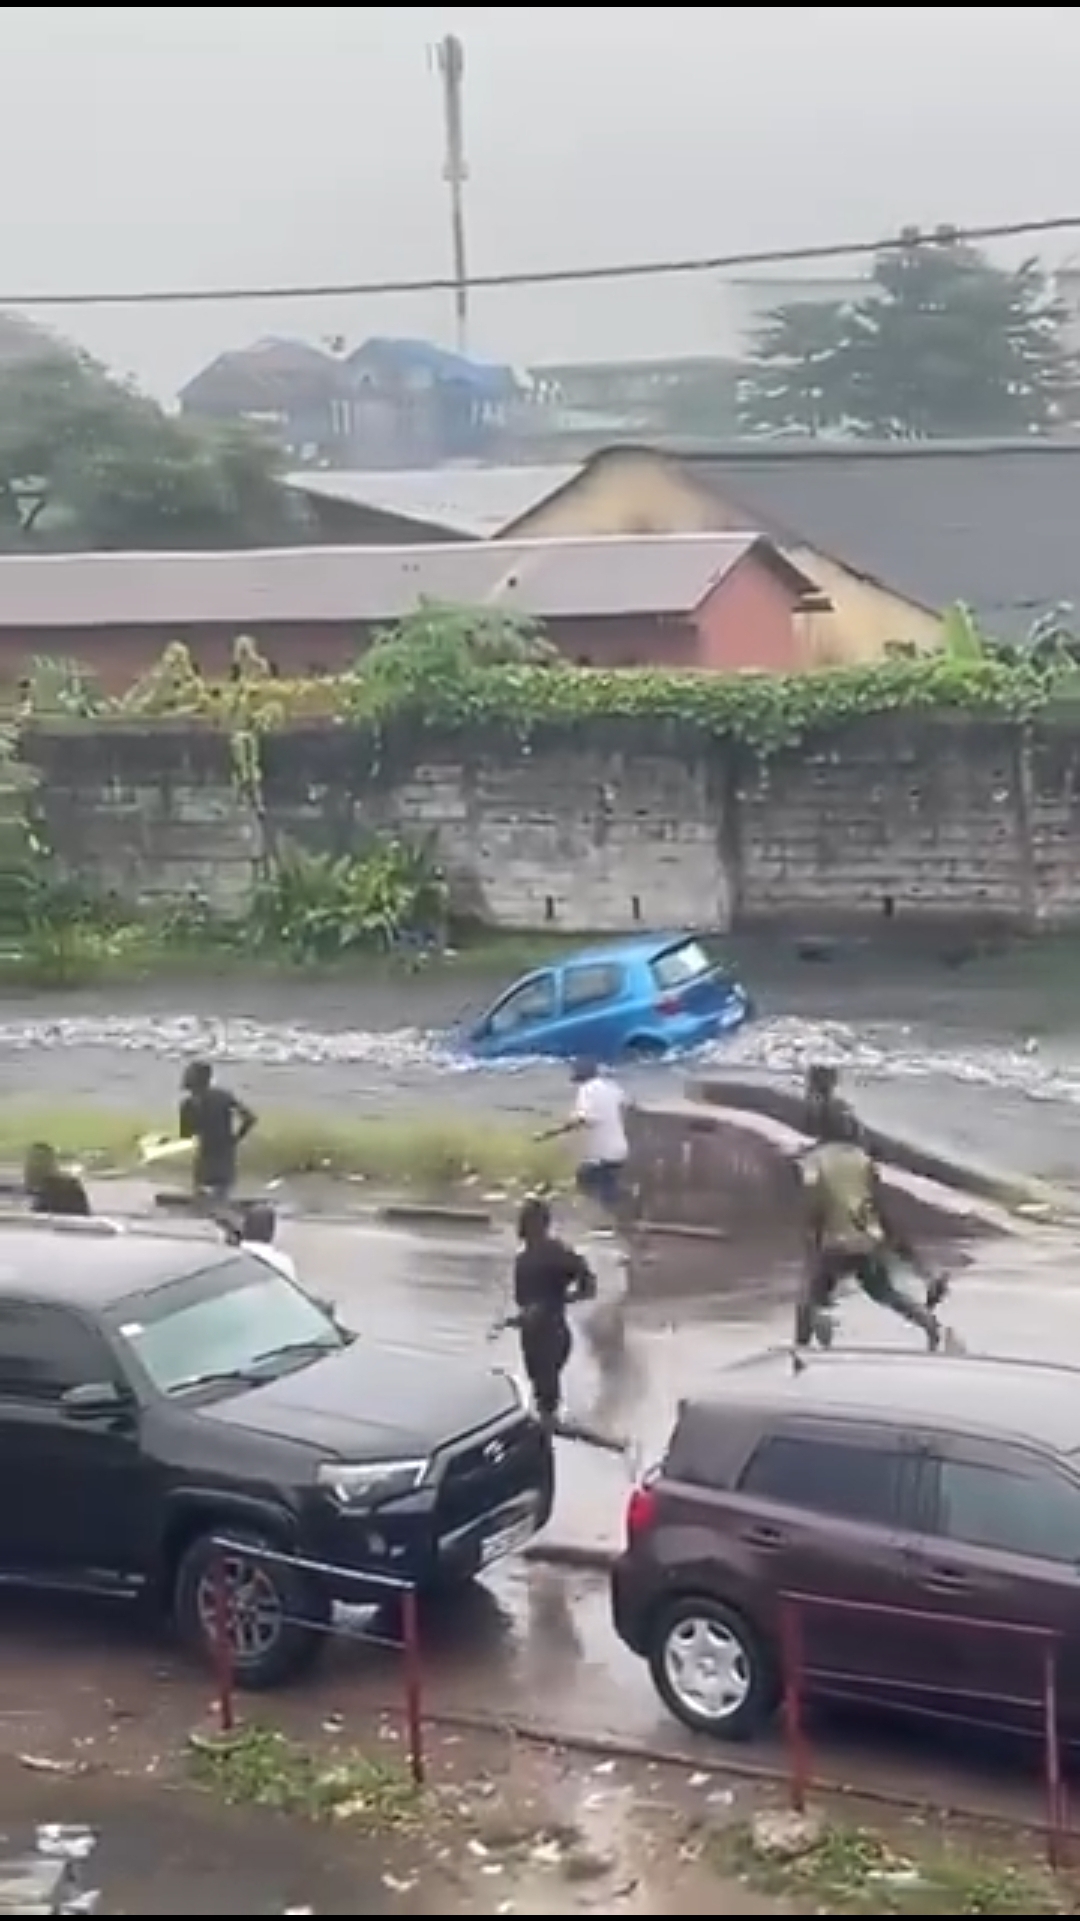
[381,1873,418,1895]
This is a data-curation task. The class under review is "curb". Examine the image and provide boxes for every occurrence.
[687,1076,1071,1218]
[417,1705,1068,1843]
[375,1202,496,1230]
[523,1539,617,1573]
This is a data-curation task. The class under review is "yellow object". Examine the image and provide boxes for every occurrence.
[138,1132,194,1165]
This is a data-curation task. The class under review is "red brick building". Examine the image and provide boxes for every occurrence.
[0,533,827,693]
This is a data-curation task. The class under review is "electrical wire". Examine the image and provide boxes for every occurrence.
[5,214,1080,310]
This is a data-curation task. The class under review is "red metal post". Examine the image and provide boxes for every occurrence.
[1042,1640,1064,1869]
[401,1586,425,1787]
[213,1548,235,1735]
[779,1597,809,1813]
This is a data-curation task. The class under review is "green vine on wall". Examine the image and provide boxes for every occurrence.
[12,602,1080,764]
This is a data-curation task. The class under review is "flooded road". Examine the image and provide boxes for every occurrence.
[5,934,1080,1179]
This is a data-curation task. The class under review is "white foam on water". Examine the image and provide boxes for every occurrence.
[2,1009,1080,1105]
[705,1014,1080,1103]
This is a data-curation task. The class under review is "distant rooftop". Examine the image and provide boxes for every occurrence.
[285,465,580,539]
[0,532,816,631]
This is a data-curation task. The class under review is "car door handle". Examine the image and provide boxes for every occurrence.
[741,1524,786,1549]
[923,1565,970,1592]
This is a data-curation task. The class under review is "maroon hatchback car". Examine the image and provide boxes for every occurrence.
[612,1347,1080,1741]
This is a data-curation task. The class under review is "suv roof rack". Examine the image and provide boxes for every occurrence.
[0,1213,128,1237]
[0,1212,223,1242]
[763,1342,1080,1384]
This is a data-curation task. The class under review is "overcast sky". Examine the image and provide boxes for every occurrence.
[3,6,1080,396]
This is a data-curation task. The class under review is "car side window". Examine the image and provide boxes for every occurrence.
[488,974,556,1035]
[562,964,623,1012]
[0,1302,115,1403]
[739,1433,905,1526]
[933,1458,1080,1564]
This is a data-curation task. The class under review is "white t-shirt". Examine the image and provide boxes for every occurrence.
[574,1075,628,1164]
[243,1241,298,1285]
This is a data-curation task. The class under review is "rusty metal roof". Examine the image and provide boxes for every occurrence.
[0,533,818,630]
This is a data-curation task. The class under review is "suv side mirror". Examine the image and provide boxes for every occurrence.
[61,1381,131,1420]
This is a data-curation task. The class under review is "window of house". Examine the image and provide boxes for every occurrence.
[739,1433,905,1526]
[0,1302,117,1403]
[934,1459,1080,1564]
[562,964,624,1012]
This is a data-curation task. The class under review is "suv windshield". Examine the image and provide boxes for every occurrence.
[107,1254,345,1396]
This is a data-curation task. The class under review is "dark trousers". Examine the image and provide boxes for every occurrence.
[796,1246,937,1348]
[519,1314,571,1419]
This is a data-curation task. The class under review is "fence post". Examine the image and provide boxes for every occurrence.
[401,1586,425,1787]
[212,1545,236,1735]
[1042,1640,1064,1869]
[779,1597,809,1814]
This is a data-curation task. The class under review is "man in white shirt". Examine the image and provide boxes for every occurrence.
[536,1057,633,1424]
[537,1057,630,1218]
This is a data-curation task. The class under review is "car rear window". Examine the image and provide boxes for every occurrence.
[739,1433,904,1525]
[650,939,714,992]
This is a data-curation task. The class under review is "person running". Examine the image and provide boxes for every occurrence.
[178,1060,257,1208]
[797,1102,946,1352]
[507,1195,597,1431]
[23,1143,91,1217]
[536,1057,634,1401]
[537,1058,630,1227]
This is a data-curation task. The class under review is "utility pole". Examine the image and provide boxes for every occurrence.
[433,33,470,355]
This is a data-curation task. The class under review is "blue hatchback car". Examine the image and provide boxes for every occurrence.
[465,933,752,1063]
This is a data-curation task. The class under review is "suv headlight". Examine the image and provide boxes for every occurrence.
[317,1458,429,1510]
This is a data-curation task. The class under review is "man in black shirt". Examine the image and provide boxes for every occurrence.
[178,1060,256,1206]
[509,1195,596,1429]
[24,1143,91,1217]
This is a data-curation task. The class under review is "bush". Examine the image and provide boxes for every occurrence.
[248,839,447,963]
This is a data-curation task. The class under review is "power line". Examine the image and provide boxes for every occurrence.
[3,213,1079,311]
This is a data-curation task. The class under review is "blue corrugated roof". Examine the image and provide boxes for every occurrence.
[353,336,519,399]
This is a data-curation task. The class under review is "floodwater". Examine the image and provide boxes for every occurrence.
[4,933,1080,1179]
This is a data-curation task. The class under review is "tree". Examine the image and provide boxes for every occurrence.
[0,331,302,549]
[739,229,1076,439]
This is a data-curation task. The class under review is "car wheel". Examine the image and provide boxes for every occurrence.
[648,1595,776,1740]
[173,1528,330,1690]
[623,1036,667,1062]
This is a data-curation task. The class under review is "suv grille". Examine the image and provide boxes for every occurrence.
[436,1417,544,1533]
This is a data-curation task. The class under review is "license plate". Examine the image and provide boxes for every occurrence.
[480,1510,536,1567]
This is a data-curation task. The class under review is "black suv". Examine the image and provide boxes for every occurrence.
[0,1221,551,1686]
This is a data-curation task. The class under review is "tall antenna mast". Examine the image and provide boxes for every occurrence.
[433,33,469,354]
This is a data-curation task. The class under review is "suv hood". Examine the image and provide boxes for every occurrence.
[201,1338,520,1458]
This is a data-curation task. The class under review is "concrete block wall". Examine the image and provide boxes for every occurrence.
[23,710,1080,933]
[734,715,1030,923]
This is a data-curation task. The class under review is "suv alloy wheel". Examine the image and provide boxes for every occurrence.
[174,1528,331,1690]
[648,1595,777,1740]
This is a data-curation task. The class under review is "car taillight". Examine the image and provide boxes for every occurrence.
[625,1482,658,1548]
[655,995,684,1016]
